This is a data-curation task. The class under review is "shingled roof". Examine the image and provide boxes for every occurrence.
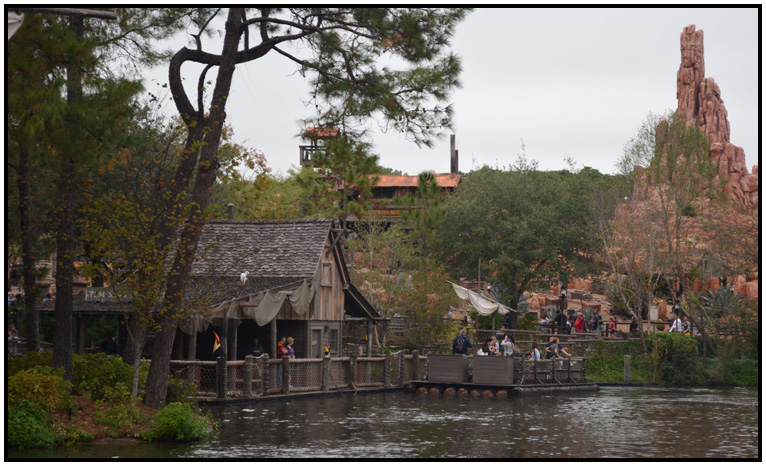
[192,219,334,278]
[187,219,337,307]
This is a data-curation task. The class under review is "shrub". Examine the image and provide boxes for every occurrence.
[7,399,61,449]
[723,358,758,386]
[142,402,217,442]
[517,313,538,331]
[8,366,72,414]
[72,353,133,401]
[647,333,708,386]
[7,351,53,377]
[166,377,198,404]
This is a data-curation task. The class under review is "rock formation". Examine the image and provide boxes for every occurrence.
[676,25,758,209]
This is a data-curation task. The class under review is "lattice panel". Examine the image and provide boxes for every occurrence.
[289,359,323,392]
[356,358,385,387]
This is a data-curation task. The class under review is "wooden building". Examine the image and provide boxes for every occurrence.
[185,219,380,361]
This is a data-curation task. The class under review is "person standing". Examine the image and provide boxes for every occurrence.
[285,337,296,359]
[529,341,541,365]
[500,335,515,356]
[451,328,472,355]
[276,336,288,358]
[682,317,691,335]
[574,313,585,333]
[248,338,264,357]
[668,315,683,333]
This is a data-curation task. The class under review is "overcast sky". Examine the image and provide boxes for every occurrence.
[147,7,759,177]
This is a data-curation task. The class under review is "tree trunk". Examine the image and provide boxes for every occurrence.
[51,153,76,380]
[143,8,243,409]
[18,147,40,353]
[51,15,84,381]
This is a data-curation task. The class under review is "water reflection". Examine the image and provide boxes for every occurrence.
[9,387,758,459]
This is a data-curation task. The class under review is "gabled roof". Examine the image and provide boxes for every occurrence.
[192,219,334,279]
[187,219,338,306]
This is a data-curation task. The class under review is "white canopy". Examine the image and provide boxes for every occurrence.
[449,281,516,316]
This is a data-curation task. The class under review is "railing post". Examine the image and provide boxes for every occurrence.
[384,353,392,389]
[624,354,632,383]
[350,355,358,387]
[282,356,290,394]
[411,350,419,382]
[322,356,331,391]
[216,356,226,399]
[398,352,405,387]
[244,355,254,397]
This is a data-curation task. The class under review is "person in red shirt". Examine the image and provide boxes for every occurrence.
[574,313,586,333]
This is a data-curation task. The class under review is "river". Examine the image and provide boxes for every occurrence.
[9,386,759,459]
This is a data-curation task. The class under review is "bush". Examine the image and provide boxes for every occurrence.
[8,366,72,414]
[166,377,198,404]
[93,391,150,438]
[7,351,53,377]
[142,402,217,442]
[72,352,134,401]
[7,399,61,449]
[517,313,538,331]
[647,333,708,386]
[723,358,758,386]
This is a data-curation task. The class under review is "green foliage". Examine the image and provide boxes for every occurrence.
[7,399,61,449]
[647,333,708,386]
[517,313,539,331]
[8,366,72,414]
[719,358,758,386]
[142,402,217,442]
[398,171,448,255]
[439,158,603,307]
[93,388,150,437]
[165,377,199,404]
[699,287,746,318]
[8,351,53,377]
[72,353,135,401]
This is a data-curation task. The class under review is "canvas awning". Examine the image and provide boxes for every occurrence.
[201,279,315,326]
[448,281,516,316]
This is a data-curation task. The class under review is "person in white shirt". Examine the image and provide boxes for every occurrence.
[529,341,541,364]
[668,315,683,333]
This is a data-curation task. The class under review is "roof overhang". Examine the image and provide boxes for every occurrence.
[344,283,382,323]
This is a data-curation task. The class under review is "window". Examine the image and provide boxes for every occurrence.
[328,328,339,353]
[321,263,333,287]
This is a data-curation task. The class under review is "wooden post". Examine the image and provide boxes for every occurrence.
[624,354,632,383]
[270,319,277,359]
[230,318,238,361]
[281,356,290,394]
[243,355,254,397]
[322,356,331,391]
[366,321,373,357]
[350,354,358,387]
[216,356,226,398]
[384,353,392,389]
[187,319,198,385]
[398,352,405,387]
[411,350,419,381]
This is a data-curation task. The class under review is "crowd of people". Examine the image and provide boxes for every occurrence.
[451,329,573,362]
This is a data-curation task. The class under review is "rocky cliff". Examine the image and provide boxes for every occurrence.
[677,25,758,209]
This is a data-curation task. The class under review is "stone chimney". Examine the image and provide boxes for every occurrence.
[450,134,459,174]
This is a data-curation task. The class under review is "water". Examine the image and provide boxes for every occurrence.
[10,386,759,459]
